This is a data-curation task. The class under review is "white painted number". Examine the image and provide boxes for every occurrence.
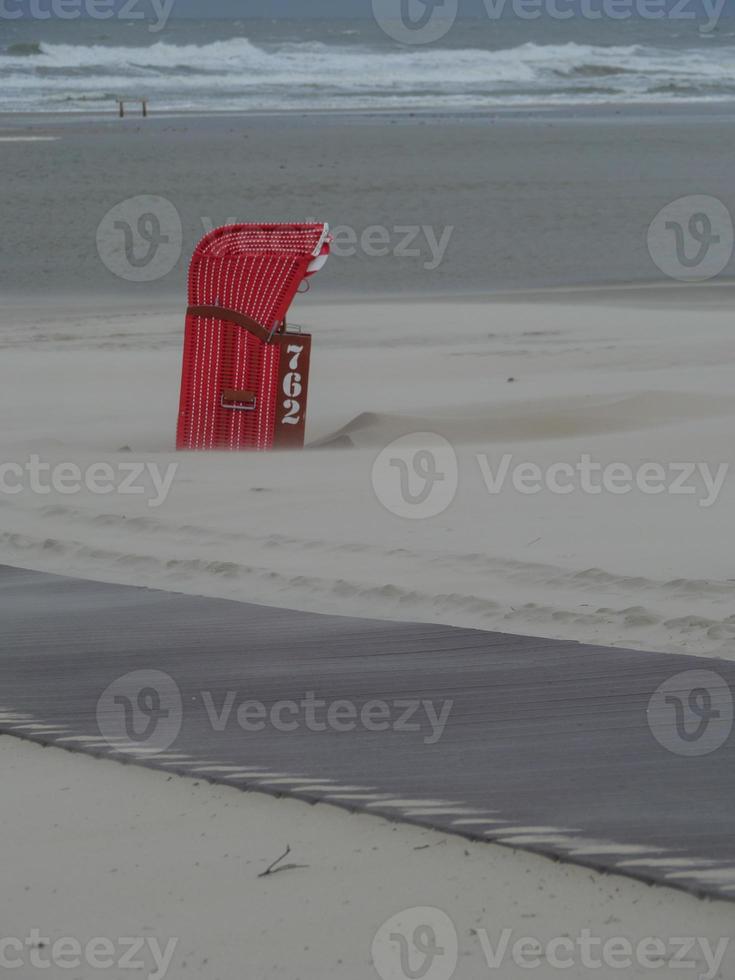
[282,344,305,425]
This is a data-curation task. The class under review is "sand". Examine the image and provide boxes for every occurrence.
[1,286,734,659]
[2,105,735,967]
[2,733,733,979]
[3,106,735,297]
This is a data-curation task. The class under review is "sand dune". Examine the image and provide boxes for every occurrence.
[311,391,735,448]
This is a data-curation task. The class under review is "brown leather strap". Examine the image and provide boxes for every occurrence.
[187,305,275,344]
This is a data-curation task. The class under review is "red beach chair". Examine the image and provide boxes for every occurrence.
[176,222,331,451]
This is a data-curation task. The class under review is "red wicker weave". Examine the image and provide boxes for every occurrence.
[176,223,330,450]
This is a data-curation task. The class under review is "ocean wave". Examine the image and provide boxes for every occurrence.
[0,37,729,77]
[0,37,272,71]
[3,36,735,111]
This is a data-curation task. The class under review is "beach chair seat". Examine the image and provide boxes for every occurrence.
[176,222,331,451]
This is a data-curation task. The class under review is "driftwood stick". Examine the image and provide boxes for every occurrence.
[257,844,309,878]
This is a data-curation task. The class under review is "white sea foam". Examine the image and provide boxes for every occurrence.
[2,36,735,111]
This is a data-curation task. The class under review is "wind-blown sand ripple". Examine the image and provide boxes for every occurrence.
[1,290,733,659]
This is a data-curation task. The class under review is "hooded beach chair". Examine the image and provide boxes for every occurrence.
[176,222,331,451]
